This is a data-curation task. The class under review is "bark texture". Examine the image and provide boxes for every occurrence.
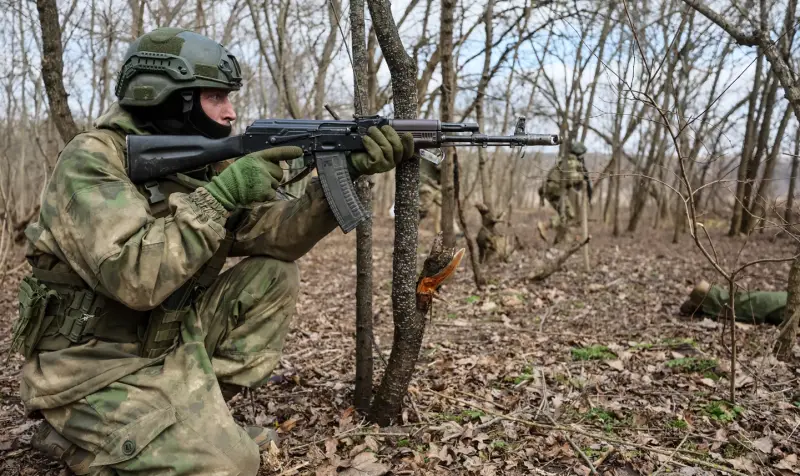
[36,0,78,143]
[352,0,373,414]
[438,0,456,246]
[366,0,423,426]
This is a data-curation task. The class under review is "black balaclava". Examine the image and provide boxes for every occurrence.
[125,89,232,139]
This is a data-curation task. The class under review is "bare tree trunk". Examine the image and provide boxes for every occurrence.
[352,0,373,415]
[775,246,800,358]
[747,106,792,231]
[366,0,423,427]
[438,0,456,246]
[36,0,78,143]
[475,0,494,215]
[786,127,800,227]
[454,151,484,288]
[730,54,763,235]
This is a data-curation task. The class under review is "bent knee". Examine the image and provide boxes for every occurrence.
[235,257,299,302]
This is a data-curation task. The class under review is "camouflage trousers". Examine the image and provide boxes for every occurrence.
[42,257,299,476]
[544,189,581,228]
[696,284,786,325]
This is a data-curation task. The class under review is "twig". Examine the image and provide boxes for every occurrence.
[593,446,616,467]
[409,393,429,424]
[289,426,363,452]
[277,461,310,476]
[323,103,340,120]
[454,389,510,411]
[653,433,689,476]
[426,390,750,476]
[544,413,597,474]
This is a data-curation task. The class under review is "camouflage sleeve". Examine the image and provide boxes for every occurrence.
[43,132,229,311]
[230,177,338,261]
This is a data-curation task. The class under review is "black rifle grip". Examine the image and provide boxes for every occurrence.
[315,152,367,233]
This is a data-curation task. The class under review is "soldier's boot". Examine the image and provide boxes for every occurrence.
[244,425,281,451]
[679,280,711,315]
[220,383,281,450]
[31,421,94,474]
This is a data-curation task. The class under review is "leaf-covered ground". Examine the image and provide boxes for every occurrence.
[1,211,799,475]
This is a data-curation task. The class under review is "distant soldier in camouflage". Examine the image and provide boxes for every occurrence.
[537,142,590,238]
[680,280,788,325]
[419,159,443,231]
[11,28,413,475]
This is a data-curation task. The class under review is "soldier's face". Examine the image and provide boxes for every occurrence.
[199,89,237,126]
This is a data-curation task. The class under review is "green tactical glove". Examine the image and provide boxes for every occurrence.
[203,146,302,210]
[349,125,415,176]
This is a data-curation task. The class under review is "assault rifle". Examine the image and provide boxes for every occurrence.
[127,115,560,233]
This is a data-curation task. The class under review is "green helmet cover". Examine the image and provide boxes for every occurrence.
[570,141,587,156]
[115,28,242,107]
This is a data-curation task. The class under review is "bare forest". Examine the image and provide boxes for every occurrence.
[1,0,800,474]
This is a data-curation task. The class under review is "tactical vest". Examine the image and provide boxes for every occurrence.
[12,128,233,360]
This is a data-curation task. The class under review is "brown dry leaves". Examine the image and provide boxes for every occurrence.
[1,215,799,475]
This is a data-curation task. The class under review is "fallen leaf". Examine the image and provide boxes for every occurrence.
[339,452,389,476]
[700,378,716,387]
[729,457,758,473]
[606,359,624,371]
[775,454,798,471]
[753,436,773,454]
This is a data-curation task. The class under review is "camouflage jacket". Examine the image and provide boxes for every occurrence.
[20,103,338,412]
[542,154,585,197]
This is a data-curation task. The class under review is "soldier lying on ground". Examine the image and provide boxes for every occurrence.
[10,28,414,475]
[679,280,787,325]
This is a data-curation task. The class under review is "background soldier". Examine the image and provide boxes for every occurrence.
[680,280,787,325]
[12,28,412,475]
[537,141,590,238]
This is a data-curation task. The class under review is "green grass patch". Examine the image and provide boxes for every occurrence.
[585,407,621,432]
[667,418,688,430]
[571,345,616,361]
[466,295,481,304]
[490,440,508,451]
[702,401,743,422]
[723,442,747,459]
[666,357,718,374]
[397,439,410,447]
[661,337,696,347]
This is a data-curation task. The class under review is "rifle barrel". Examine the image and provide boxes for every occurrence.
[441,133,559,146]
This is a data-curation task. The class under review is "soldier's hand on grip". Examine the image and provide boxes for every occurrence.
[349,125,415,176]
[203,146,302,209]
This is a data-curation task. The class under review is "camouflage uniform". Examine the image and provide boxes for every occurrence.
[539,154,585,226]
[418,160,442,222]
[17,102,338,474]
[680,281,787,325]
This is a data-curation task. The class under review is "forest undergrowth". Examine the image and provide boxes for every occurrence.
[1,211,798,475]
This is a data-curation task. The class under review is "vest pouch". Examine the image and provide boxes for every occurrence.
[140,304,187,359]
[10,276,58,359]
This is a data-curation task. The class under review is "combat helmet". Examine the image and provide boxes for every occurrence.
[115,28,242,107]
[570,141,587,156]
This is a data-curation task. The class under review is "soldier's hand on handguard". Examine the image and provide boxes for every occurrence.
[349,125,415,176]
[203,146,303,210]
